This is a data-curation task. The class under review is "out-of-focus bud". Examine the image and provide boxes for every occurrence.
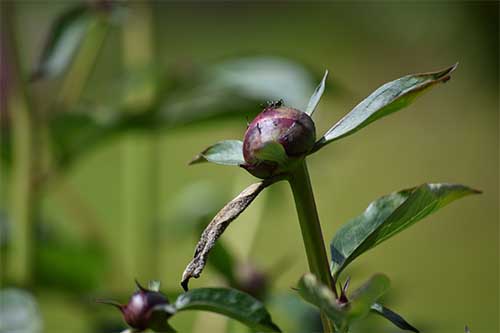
[242,103,316,178]
[235,263,269,301]
[97,280,175,332]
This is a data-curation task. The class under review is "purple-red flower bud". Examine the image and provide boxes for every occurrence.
[242,105,316,178]
[97,281,173,332]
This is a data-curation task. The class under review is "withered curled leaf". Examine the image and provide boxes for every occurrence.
[181,179,274,291]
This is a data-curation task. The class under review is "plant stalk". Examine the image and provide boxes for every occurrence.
[288,159,336,333]
[117,1,158,289]
[2,1,42,287]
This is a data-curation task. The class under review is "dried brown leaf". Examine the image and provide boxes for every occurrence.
[181,179,274,290]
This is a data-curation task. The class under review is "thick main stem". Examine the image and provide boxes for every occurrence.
[288,159,335,333]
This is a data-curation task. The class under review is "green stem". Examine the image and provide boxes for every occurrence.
[115,1,158,289]
[288,159,336,333]
[2,1,40,286]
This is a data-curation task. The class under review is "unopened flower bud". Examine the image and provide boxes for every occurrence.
[242,103,316,178]
[236,263,269,301]
[97,281,174,332]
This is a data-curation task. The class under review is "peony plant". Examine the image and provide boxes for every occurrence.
[182,64,480,333]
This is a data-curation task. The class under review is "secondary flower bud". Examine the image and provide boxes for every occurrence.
[97,281,173,332]
[242,103,316,178]
[236,263,269,301]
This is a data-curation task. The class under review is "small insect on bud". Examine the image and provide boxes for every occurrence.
[242,101,316,178]
[97,280,175,332]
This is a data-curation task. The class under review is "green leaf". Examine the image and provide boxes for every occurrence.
[370,303,419,332]
[296,273,346,328]
[305,70,328,116]
[330,183,479,278]
[31,5,90,80]
[149,305,177,332]
[348,274,390,319]
[189,140,244,166]
[149,280,161,292]
[211,57,316,108]
[43,57,317,170]
[315,64,457,149]
[175,288,281,332]
[254,141,288,166]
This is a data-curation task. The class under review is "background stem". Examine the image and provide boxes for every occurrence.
[117,0,158,289]
[2,1,40,287]
[288,159,336,333]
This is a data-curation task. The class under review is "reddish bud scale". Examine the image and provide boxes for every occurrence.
[242,106,316,178]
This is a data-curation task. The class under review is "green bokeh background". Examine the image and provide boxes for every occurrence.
[2,2,498,333]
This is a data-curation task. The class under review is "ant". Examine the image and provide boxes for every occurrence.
[261,99,284,109]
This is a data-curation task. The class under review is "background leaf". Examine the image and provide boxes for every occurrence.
[210,57,316,108]
[175,288,281,332]
[296,273,346,328]
[330,183,480,278]
[42,57,316,170]
[315,64,457,150]
[31,5,90,80]
[347,274,390,319]
[305,70,328,116]
[189,140,244,166]
[0,289,43,333]
[370,303,419,332]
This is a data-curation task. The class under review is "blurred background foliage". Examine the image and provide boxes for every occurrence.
[0,1,498,333]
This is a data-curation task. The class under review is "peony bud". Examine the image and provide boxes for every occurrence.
[242,102,316,178]
[97,280,174,332]
[235,263,269,301]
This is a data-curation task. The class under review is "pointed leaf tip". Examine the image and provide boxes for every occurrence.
[134,279,148,292]
[305,70,328,116]
[371,303,419,332]
[95,299,123,310]
[331,183,479,278]
[189,140,245,166]
[314,64,459,151]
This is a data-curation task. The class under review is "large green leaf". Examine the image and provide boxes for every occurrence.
[296,273,346,328]
[330,183,479,278]
[189,140,244,166]
[347,274,390,319]
[370,303,419,332]
[175,288,281,332]
[315,64,457,150]
[31,5,90,80]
